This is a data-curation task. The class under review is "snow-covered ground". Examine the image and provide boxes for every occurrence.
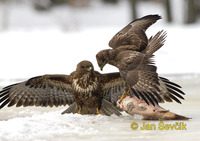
[0,76,200,141]
[0,0,200,141]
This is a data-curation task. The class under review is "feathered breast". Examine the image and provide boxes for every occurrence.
[72,74,99,94]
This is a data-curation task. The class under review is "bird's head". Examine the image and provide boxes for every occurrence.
[76,60,94,74]
[96,50,109,71]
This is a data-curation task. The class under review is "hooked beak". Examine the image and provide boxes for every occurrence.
[88,67,93,71]
[99,67,103,71]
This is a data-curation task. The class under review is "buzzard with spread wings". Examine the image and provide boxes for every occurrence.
[0,61,127,116]
[96,15,185,106]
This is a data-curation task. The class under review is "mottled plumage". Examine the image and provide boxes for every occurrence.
[109,14,161,51]
[0,61,127,116]
[96,15,185,106]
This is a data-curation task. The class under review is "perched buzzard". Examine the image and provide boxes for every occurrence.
[0,61,127,116]
[96,15,185,106]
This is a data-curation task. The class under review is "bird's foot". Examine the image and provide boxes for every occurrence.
[78,107,82,114]
[96,108,101,115]
[119,89,130,103]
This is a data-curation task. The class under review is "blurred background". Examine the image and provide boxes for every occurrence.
[0,0,199,104]
[0,0,199,87]
[0,0,199,85]
[0,0,200,30]
[0,1,200,141]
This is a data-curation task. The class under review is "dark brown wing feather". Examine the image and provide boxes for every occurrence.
[109,15,161,51]
[100,72,127,105]
[142,30,167,56]
[119,52,185,106]
[0,75,74,108]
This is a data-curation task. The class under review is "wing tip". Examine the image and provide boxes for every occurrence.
[142,14,162,20]
[130,14,162,25]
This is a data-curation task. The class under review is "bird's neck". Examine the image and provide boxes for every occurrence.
[76,72,96,84]
[80,73,91,82]
[72,72,98,93]
[107,49,118,67]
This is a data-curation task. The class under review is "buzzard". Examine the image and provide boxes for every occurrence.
[0,61,127,116]
[96,15,185,106]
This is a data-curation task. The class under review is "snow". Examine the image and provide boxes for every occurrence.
[0,0,200,141]
[0,110,99,141]
[0,99,200,141]
[0,0,199,82]
[0,25,199,83]
[0,106,135,141]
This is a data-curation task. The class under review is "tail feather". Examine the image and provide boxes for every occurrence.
[100,99,122,116]
[61,102,78,114]
[61,99,122,116]
[143,30,167,56]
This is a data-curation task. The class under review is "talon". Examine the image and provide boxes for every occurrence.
[78,107,81,114]
[119,88,130,102]
[120,91,126,101]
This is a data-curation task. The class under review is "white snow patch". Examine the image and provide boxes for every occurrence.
[0,25,200,83]
[0,110,98,141]
[0,107,135,141]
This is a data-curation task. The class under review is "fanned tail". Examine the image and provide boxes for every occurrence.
[61,99,122,116]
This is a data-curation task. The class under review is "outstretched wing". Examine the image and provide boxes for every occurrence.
[100,72,127,105]
[0,75,74,108]
[109,15,161,51]
[119,52,185,106]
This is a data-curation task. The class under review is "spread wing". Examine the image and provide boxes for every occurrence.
[100,72,127,105]
[119,52,185,106]
[109,15,161,51]
[0,75,74,108]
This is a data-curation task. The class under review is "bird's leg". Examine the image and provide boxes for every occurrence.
[119,88,130,102]
[96,108,100,115]
[78,106,82,114]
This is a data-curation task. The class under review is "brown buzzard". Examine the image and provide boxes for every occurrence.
[0,61,127,116]
[96,15,185,106]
